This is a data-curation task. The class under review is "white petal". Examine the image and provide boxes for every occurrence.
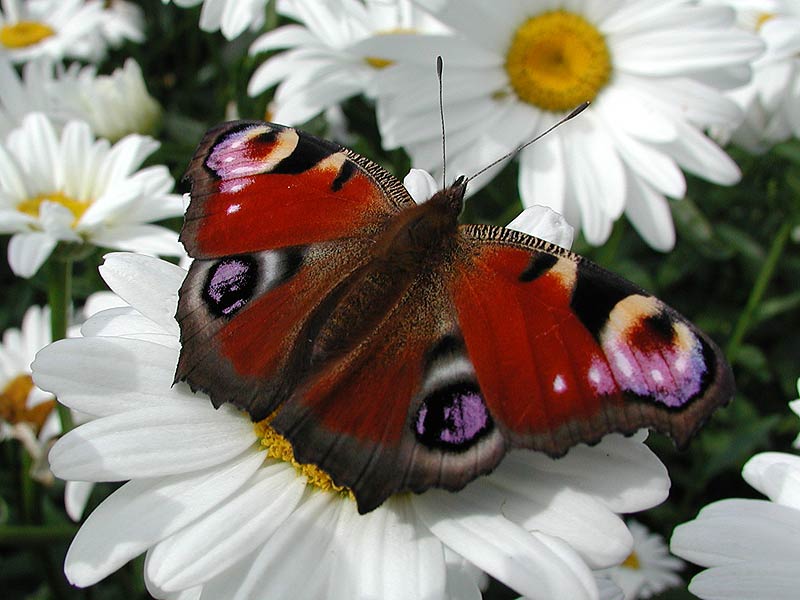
[249,25,318,53]
[147,462,306,591]
[225,491,344,600]
[49,403,256,481]
[32,337,190,416]
[99,252,185,333]
[507,205,574,249]
[7,232,57,277]
[64,448,265,587]
[689,562,800,600]
[667,120,741,185]
[65,480,94,521]
[80,308,180,348]
[742,452,800,508]
[414,491,597,599]
[624,173,676,252]
[670,499,800,566]
[404,168,440,204]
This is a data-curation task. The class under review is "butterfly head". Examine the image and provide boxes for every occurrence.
[428,174,468,219]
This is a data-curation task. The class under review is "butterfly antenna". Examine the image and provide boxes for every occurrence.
[466,101,590,184]
[437,55,447,188]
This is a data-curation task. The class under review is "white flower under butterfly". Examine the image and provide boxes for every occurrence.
[361,0,763,250]
[34,185,669,599]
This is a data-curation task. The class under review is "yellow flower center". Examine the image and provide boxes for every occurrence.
[255,417,353,498]
[505,10,611,112]
[0,374,55,432]
[0,21,55,49]
[17,192,91,227]
[622,550,641,570]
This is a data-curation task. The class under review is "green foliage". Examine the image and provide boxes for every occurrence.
[0,1,798,598]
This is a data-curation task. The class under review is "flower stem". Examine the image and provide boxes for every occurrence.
[47,258,74,432]
[0,524,78,546]
[725,221,792,362]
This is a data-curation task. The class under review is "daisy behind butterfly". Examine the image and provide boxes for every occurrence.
[175,117,734,513]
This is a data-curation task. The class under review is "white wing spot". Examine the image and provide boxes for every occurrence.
[553,374,567,393]
[615,351,634,378]
[226,203,241,214]
[588,366,601,384]
[650,369,664,384]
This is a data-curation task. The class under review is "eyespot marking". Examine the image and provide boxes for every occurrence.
[413,383,493,450]
[203,256,258,317]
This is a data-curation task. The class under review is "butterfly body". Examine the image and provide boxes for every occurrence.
[176,120,733,513]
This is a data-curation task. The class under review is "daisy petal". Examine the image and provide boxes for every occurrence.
[65,480,94,522]
[689,562,800,600]
[98,252,185,335]
[49,403,256,481]
[507,205,574,249]
[32,337,190,416]
[414,491,596,600]
[64,448,265,587]
[7,232,57,277]
[147,463,306,592]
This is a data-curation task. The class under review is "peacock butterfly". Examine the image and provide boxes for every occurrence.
[175,120,734,514]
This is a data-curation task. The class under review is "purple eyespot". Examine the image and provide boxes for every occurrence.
[414,383,492,450]
[203,257,258,317]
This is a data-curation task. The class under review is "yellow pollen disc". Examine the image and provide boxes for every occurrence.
[17,192,91,227]
[505,10,611,112]
[622,551,641,570]
[0,374,55,432]
[0,21,56,49]
[254,418,353,498]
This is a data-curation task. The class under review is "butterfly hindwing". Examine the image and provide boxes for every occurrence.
[451,224,733,455]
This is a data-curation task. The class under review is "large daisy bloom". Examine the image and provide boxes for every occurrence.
[0,0,106,64]
[0,112,184,278]
[671,451,800,599]
[162,0,269,40]
[597,520,683,599]
[703,0,800,151]
[247,0,447,126]
[360,0,763,250]
[32,189,670,598]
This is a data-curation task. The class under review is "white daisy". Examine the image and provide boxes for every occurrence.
[0,0,106,64]
[0,112,184,278]
[53,59,162,141]
[598,520,683,599]
[360,0,763,250]
[703,0,800,151]
[162,0,269,40]
[671,450,800,600]
[247,0,447,126]
[33,245,670,598]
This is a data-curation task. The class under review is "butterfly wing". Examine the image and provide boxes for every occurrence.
[449,224,733,455]
[176,121,416,418]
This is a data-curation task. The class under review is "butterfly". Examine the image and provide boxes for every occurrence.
[175,120,734,514]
